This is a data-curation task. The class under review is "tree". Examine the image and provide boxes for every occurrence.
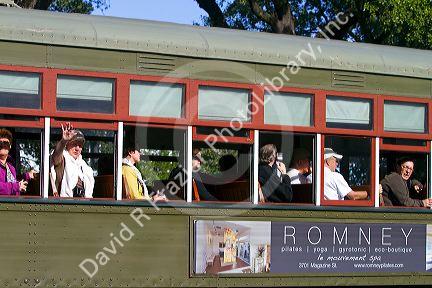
[195,0,432,49]
[13,0,108,14]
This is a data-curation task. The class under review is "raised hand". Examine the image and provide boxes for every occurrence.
[61,122,76,141]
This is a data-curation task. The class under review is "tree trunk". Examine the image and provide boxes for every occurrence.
[195,0,229,28]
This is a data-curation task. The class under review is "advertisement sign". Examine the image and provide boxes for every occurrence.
[194,220,432,275]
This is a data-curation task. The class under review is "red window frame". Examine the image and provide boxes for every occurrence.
[190,80,261,129]
[320,134,376,207]
[378,95,430,153]
[122,74,189,126]
[0,64,46,118]
[319,91,378,137]
[255,85,317,133]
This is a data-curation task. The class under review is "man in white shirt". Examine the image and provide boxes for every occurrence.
[323,148,368,200]
[287,148,312,185]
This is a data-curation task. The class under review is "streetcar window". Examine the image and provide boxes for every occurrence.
[326,96,372,130]
[49,128,115,199]
[198,86,250,122]
[0,127,42,197]
[123,126,186,201]
[259,132,315,204]
[56,75,114,114]
[129,81,184,118]
[264,91,312,126]
[384,101,427,133]
[323,136,372,202]
[192,142,252,202]
[0,70,40,109]
[379,152,429,206]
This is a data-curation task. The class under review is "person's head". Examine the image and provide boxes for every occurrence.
[66,130,85,160]
[219,154,237,172]
[123,146,141,164]
[192,148,202,171]
[396,157,415,181]
[290,148,310,173]
[260,144,277,166]
[324,148,343,172]
[0,128,12,158]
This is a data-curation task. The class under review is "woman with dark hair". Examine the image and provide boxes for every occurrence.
[258,144,293,203]
[0,128,34,195]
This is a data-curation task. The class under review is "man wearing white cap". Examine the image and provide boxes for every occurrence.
[324,148,368,200]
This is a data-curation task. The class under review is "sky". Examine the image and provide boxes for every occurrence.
[92,0,205,25]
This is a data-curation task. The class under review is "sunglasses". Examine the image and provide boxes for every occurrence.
[0,140,11,149]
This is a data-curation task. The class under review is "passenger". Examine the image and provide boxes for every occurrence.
[191,149,217,201]
[218,154,237,173]
[122,146,166,201]
[324,148,368,200]
[258,144,293,203]
[380,157,432,207]
[287,148,312,184]
[0,128,34,195]
[207,154,239,184]
[50,122,94,198]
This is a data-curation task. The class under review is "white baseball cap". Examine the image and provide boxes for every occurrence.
[324,148,343,160]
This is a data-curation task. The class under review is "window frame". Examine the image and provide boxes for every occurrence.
[320,134,376,207]
[48,119,118,200]
[53,70,117,119]
[0,118,45,199]
[320,91,378,137]
[190,80,260,129]
[0,64,46,118]
[378,95,430,141]
[124,74,189,125]
[257,85,317,133]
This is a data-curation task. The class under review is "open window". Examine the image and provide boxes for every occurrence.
[259,131,314,204]
[49,124,116,199]
[322,135,374,206]
[379,151,429,206]
[0,120,43,198]
[192,140,253,202]
[123,125,186,201]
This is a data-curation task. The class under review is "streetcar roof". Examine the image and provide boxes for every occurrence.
[0,6,431,79]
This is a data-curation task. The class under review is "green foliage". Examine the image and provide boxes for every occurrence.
[363,0,432,49]
[197,0,432,49]
[200,148,238,174]
[48,0,109,14]
[136,149,179,186]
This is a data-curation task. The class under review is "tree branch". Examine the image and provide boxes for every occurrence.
[316,9,358,40]
[195,0,229,28]
[248,0,274,25]
[34,0,54,10]
[249,0,295,34]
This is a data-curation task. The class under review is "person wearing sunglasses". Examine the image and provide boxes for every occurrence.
[0,128,34,195]
[380,157,432,207]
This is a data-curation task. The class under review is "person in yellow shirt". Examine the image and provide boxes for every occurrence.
[122,146,150,200]
[122,146,167,201]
